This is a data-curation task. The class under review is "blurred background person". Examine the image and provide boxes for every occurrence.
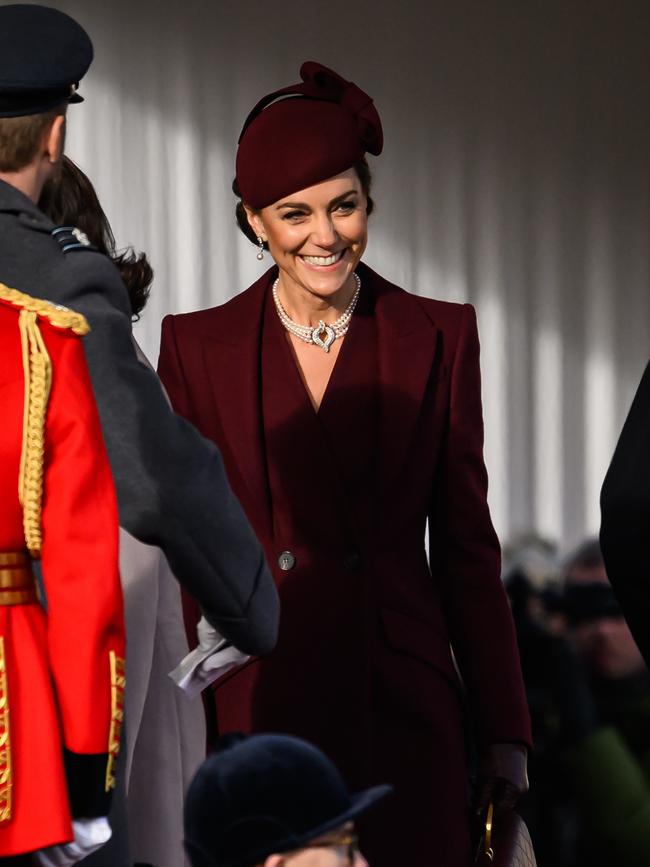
[506,536,650,867]
[184,734,392,867]
[40,156,205,867]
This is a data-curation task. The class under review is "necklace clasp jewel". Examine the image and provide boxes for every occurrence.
[272,272,361,353]
[311,321,335,353]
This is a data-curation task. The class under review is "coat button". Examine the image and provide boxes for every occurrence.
[278,551,296,571]
[343,552,362,571]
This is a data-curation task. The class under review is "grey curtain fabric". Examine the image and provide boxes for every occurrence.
[36,0,649,549]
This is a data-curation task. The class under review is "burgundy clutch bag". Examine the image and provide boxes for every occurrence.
[474,803,537,867]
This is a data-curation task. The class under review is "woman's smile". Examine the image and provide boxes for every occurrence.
[298,248,348,270]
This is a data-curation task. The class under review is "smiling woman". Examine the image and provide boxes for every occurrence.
[157,61,532,867]
[247,170,367,317]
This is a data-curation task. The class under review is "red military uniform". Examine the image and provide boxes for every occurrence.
[0,284,125,857]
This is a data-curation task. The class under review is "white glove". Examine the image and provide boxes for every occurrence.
[34,817,111,866]
[169,616,250,698]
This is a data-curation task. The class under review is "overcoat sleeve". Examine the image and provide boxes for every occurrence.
[53,254,278,658]
[600,361,650,668]
[429,304,531,747]
[40,327,125,817]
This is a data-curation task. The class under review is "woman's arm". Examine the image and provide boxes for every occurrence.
[428,303,531,748]
[157,313,195,421]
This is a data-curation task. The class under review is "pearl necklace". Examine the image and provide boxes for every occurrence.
[272,273,361,353]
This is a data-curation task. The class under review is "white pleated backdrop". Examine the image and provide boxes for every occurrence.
[24,0,650,549]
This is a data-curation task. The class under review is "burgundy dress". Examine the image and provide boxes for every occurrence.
[158,262,531,867]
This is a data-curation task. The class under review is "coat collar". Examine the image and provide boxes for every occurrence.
[0,178,58,233]
[0,178,34,212]
[201,268,275,540]
[358,262,440,497]
[202,262,439,535]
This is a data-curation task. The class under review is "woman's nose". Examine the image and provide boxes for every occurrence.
[311,213,338,246]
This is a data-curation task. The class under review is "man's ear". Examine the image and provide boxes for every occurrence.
[44,114,66,165]
[244,205,266,242]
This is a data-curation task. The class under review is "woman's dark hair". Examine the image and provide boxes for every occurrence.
[233,157,375,249]
[39,156,153,319]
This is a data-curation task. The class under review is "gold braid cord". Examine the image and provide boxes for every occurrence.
[18,311,52,559]
[0,283,90,559]
[0,637,12,824]
[0,284,90,335]
[105,651,125,792]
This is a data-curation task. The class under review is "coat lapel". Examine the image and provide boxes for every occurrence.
[361,263,440,498]
[316,281,379,537]
[201,263,439,539]
[202,269,275,541]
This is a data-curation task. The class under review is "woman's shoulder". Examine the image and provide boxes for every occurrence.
[412,294,475,336]
[360,262,473,331]
[162,270,272,339]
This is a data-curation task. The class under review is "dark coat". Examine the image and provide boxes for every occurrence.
[601,362,650,668]
[0,179,278,656]
[158,263,531,867]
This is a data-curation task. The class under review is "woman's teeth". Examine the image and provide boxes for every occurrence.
[301,251,344,266]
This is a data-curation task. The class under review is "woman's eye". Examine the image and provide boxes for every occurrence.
[335,200,357,213]
[283,210,306,221]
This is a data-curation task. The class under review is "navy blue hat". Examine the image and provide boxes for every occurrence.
[184,734,392,867]
[0,4,93,118]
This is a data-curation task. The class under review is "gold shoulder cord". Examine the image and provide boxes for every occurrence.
[0,283,90,558]
[0,284,90,336]
[18,309,52,559]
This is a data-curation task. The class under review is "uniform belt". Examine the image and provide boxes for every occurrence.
[0,551,37,605]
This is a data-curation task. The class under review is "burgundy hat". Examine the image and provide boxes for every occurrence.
[235,61,383,210]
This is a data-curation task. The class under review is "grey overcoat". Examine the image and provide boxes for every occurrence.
[0,178,278,656]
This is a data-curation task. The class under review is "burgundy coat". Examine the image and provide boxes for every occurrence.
[158,262,531,867]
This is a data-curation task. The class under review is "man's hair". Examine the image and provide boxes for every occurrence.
[0,107,64,172]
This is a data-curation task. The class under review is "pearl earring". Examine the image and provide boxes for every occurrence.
[256,237,265,261]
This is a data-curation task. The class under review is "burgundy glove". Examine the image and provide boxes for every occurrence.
[476,742,529,816]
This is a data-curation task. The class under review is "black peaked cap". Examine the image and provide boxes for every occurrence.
[0,4,93,117]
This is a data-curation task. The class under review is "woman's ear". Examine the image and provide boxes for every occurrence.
[244,205,266,242]
[263,855,286,867]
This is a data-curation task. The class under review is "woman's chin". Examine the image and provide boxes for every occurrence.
[295,259,354,297]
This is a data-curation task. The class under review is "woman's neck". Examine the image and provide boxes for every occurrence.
[275,272,357,327]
